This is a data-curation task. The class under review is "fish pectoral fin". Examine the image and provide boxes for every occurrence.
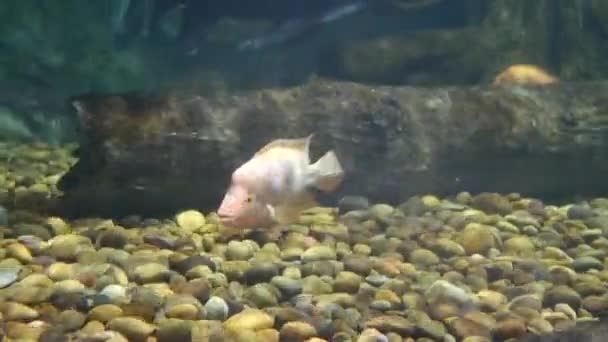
[309,150,345,192]
[271,193,319,225]
[313,173,345,193]
[272,205,303,225]
[218,225,246,242]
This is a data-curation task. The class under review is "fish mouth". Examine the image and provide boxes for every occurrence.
[217,213,234,223]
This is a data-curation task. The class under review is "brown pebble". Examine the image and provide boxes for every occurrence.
[81,320,106,334]
[582,295,608,314]
[493,317,527,339]
[88,304,124,323]
[446,317,491,339]
[429,302,460,321]
[165,303,200,320]
[257,328,280,342]
[280,321,318,341]
[5,321,46,340]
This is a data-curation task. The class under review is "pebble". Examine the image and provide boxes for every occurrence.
[244,262,279,284]
[369,204,395,221]
[223,308,274,331]
[343,255,372,276]
[6,243,33,263]
[477,290,507,311]
[12,223,52,240]
[227,240,256,260]
[0,266,20,288]
[47,262,75,281]
[88,304,124,323]
[52,279,85,294]
[99,284,129,303]
[471,192,513,215]
[503,236,535,256]
[55,309,86,332]
[97,229,128,249]
[409,249,440,267]
[334,271,363,293]
[494,317,527,339]
[106,316,156,342]
[425,280,477,307]
[302,245,337,262]
[416,320,448,340]
[271,276,303,297]
[157,319,199,341]
[528,317,554,335]
[366,274,390,287]
[177,278,211,303]
[364,315,415,335]
[175,209,206,231]
[567,205,595,219]
[279,321,318,341]
[447,317,491,339]
[571,256,603,272]
[4,144,608,341]
[133,262,171,283]
[338,195,370,212]
[508,294,542,311]
[143,233,176,249]
[555,303,577,320]
[165,303,200,320]
[582,295,608,314]
[431,239,465,258]
[172,254,216,274]
[81,320,106,334]
[460,223,500,255]
[205,296,229,321]
[543,286,583,311]
[1,302,40,320]
[47,234,90,262]
[244,283,279,307]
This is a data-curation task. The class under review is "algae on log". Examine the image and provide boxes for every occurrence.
[55,78,608,218]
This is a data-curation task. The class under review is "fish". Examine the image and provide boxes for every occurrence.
[236,0,368,51]
[217,134,345,238]
[492,64,559,85]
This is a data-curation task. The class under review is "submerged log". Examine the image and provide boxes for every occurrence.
[55,78,608,218]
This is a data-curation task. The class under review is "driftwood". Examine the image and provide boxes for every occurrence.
[55,78,608,218]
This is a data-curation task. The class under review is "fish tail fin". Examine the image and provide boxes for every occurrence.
[309,149,345,192]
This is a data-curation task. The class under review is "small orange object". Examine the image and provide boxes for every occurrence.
[493,64,559,85]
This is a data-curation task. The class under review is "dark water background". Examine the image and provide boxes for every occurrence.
[0,0,481,143]
[0,0,606,164]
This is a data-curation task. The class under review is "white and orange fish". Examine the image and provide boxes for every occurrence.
[217,134,345,238]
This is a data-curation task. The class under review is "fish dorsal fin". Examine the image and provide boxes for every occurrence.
[254,134,314,157]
